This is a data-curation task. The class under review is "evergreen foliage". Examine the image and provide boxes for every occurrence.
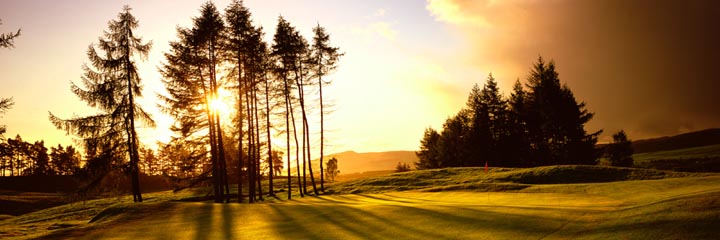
[49,6,153,202]
[607,130,634,167]
[0,18,21,49]
[0,97,13,137]
[159,1,342,203]
[416,57,601,169]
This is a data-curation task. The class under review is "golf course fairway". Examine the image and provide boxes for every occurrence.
[38,176,720,239]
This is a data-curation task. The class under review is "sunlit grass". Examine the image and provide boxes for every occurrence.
[2,166,718,239]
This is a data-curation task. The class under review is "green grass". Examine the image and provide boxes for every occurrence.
[327,165,714,194]
[2,165,719,239]
[633,144,720,172]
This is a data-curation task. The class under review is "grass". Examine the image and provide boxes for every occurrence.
[327,165,714,194]
[633,144,720,172]
[1,165,718,239]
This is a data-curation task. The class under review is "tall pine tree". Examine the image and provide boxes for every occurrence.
[524,57,600,165]
[309,24,342,192]
[49,5,153,202]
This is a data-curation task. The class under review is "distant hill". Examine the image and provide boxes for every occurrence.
[316,150,418,174]
[631,128,720,154]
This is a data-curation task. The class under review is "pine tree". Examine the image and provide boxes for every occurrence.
[437,112,471,167]
[49,6,153,202]
[309,24,343,192]
[415,127,441,169]
[160,2,229,203]
[524,57,601,166]
[272,16,305,198]
[506,79,530,166]
[0,19,21,49]
[465,74,509,167]
[0,97,13,137]
[607,130,633,167]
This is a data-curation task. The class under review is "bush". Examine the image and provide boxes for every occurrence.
[395,162,412,172]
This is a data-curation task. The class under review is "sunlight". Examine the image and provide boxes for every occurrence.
[207,88,233,118]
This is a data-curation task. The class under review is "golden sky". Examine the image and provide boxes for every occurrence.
[1,0,718,154]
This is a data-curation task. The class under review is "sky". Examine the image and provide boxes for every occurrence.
[0,0,718,155]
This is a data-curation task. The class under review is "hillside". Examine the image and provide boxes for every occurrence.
[315,150,418,174]
[630,128,720,153]
[327,165,715,194]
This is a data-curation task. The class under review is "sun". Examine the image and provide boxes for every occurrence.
[207,88,233,117]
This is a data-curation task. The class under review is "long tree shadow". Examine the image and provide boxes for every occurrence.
[266,204,323,239]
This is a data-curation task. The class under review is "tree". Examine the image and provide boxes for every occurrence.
[225,0,257,202]
[524,57,600,166]
[0,19,21,49]
[395,162,411,172]
[309,24,343,192]
[415,127,441,169]
[50,144,81,176]
[160,2,231,203]
[30,141,51,175]
[325,157,339,182]
[0,97,13,137]
[506,79,531,167]
[272,149,284,176]
[6,135,29,176]
[464,74,510,167]
[0,141,10,176]
[49,6,153,202]
[437,112,471,167]
[607,130,634,167]
[272,16,305,198]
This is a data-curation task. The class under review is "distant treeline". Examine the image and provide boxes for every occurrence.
[416,57,601,169]
[0,134,81,177]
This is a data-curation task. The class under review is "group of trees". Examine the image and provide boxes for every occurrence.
[159,1,341,203]
[417,57,602,169]
[0,135,81,176]
[40,1,341,203]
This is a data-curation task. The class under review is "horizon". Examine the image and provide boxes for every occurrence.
[1,0,719,156]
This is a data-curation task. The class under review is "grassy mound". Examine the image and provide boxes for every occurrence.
[328,165,715,194]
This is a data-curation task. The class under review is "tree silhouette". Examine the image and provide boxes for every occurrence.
[395,162,411,172]
[49,144,81,175]
[49,5,154,202]
[325,157,339,182]
[523,57,601,166]
[272,16,305,198]
[310,24,343,192]
[606,130,633,167]
[416,57,600,168]
[224,0,262,203]
[160,2,230,203]
[0,19,21,49]
[506,79,531,167]
[415,127,441,169]
[0,97,13,137]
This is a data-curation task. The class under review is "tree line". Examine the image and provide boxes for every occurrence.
[416,57,602,169]
[0,134,81,177]
[40,1,341,203]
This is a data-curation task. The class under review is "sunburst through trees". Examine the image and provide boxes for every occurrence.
[159,0,342,203]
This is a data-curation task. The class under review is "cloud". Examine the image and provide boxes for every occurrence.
[426,0,494,27]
